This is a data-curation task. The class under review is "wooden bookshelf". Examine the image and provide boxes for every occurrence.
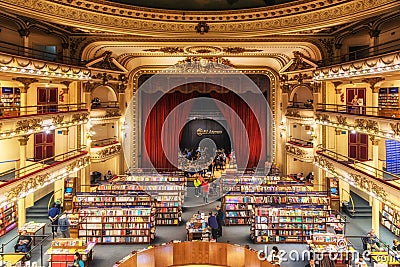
[47,238,95,267]
[78,207,155,244]
[222,191,330,226]
[251,205,328,243]
[0,202,17,237]
[0,87,20,117]
[378,87,400,118]
[327,177,340,211]
[381,203,400,237]
[73,192,152,210]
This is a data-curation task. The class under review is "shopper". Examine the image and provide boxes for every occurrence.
[216,205,225,237]
[366,229,381,251]
[193,176,201,197]
[305,259,319,267]
[55,199,62,212]
[48,203,60,237]
[58,213,71,238]
[202,180,210,203]
[354,255,368,267]
[267,246,282,266]
[105,170,113,181]
[15,230,32,253]
[319,253,335,267]
[333,214,344,234]
[73,252,85,267]
[393,239,400,251]
[208,212,219,241]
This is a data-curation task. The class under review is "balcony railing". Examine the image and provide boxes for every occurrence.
[0,40,85,66]
[0,146,87,182]
[288,101,313,109]
[90,101,119,109]
[317,38,400,67]
[317,103,400,118]
[91,137,118,147]
[0,103,87,119]
[287,138,313,148]
[316,147,400,184]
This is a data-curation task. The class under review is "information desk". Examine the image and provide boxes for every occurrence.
[371,251,400,266]
[18,222,46,245]
[186,213,210,241]
[114,241,273,267]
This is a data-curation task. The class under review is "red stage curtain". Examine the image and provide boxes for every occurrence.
[142,91,197,170]
[210,91,264,170]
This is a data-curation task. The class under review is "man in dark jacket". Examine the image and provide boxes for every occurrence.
[216,205,225,237]
[208,212,219,241]
[48,203,60,237]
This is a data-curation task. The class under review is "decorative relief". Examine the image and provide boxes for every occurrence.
[222,47,263,54]
[336,115,347,126]
[143,47,184,54]
[52,115,64,125]
[185,46,222,55]
[354,119,379,133]
[315,114,330,123]
[285,109,300,118]
[105,109,121,118]
[72,113,89,123]
[16,119,43,133]
[286,144,313,162]
[390,122,400,136]
[91,143,121,162]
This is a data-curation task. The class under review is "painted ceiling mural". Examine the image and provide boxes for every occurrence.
[105,0,301,11]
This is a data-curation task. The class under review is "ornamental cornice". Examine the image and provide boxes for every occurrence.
[90,143,121,162]
[285,143,313,162]
[1,0,399,37]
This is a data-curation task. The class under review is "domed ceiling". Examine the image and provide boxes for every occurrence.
[105,0,301,11]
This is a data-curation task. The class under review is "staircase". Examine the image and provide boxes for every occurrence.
[25,193,52,222]
[342,192,372,218]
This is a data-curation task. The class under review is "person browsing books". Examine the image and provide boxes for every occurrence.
[208,212,219,241]
[72,252,84,267]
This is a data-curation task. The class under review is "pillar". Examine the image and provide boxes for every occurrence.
[18,136,29,177]
[14,77,38,115]
[18,198,26,227]
[60,81,72,106]
[339,179,350,203]
[332,82,343,108]
[18,28,30,56]
[334,43,342,64]
[363,77,384,116]
[54,179,64,203]
[369,29,380,56]
[372,197,380,238]
[372,137,380,178]
[80,167,91,192]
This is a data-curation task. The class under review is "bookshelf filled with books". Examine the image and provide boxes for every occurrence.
[73,192,152,210]
[64,177,76,211]
[250,205,329,243]
[381,203,400,237]
[78,207,155,244]
[0,202,17,237]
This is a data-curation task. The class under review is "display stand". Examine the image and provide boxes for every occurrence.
[186,213,210,241]
[0,202,17,237]
[63,177,76,211]
[327,177,340,211]
[18,222,46,245]
[46,238,95,267]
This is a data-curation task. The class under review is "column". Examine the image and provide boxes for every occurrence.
[372,197,380,238]
[54,179,64,203]
[80,167,91,192]
[334,43,342,64]
[60,81,72,106]
[18,198,26,227]
[369,29,380,56]
[363,77,384,116]
[18,28,30,56]
[371,137,380,178]
[14,77,38,115]
[18,136,29,177]
[332,82,343,108]
[339,179,350,203]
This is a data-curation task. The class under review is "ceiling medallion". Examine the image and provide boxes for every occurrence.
[222,47,263,54]
[185,46,222,55]
[143,47,184,54]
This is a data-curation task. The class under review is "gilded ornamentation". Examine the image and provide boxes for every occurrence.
[222,47,263,54]
[354,119,366,128]
[362,77,385,92]
[16,119,42,133]
[13,77,38,92]
[316,114,330,123]
[91,143,122,162]
[185,46,222,55]
[105,109,121,118]
[17,136,29,146]
[285,109,300,118]
[52,115,64,125]
[355,119,379,133]
[143,47,184,54]
[390,122,400,136]
[195,22,209,34]
[172,57,234,73]
[72,113,89,123]
[336,115,347,126]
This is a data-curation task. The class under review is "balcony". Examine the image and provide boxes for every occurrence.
[315,103,400,141]
[314,147,400,209]
[90,101,121,124]
[285,138,314,163]
[285,101,315,124]
[90,138,121,162]
[0,147,89,204]
[0,103,88,140]
[314,40,400,81]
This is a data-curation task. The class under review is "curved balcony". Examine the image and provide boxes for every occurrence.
[90,138,121,162]
[0,147,89,205]
[0,103,88,140]
[285,138,314,163]
[89,101,121,124]
[285,102,314,124]
[314,147,400,209]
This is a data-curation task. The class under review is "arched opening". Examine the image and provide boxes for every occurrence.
[290,85,313,108]
[91,85,118,108]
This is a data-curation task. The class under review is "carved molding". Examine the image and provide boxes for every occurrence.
[285,144,313,162]
[52,115,64,126]
[90,143,121,162]
[17,136,29,146]
[72,113,89,123]
[143,47,184,54]
[336,115,347,126]
[285,109,301,118]
[13,77,38,92]
[1,0,398,37]
[362,77,385,91]
[16,118,43,133]
[390,122,400,136]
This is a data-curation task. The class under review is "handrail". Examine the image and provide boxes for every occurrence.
[90,101,119,109]
[0,40,85,66]
[0,146,87,184]
[317,38,400,67]
[0,103,87,118]
[288,101,313,109]
[316,146,400,191]
[91,137,118,147]
[316,103,400,118]
[287,138,313,148]
[341,187,355,217]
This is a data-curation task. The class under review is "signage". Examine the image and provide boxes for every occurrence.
[196,128,222,137]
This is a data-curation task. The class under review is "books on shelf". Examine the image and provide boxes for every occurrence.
[381,203,400,237]
[0,202,17,237]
